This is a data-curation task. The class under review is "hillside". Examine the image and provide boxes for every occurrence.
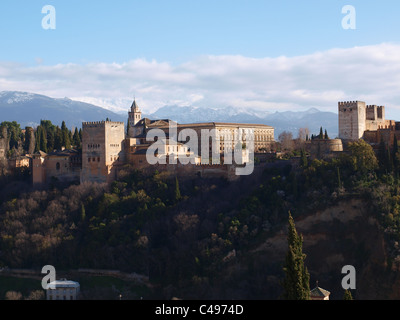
[1,138,400,299]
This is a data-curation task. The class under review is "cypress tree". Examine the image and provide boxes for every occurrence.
[300,149,308,168]
[343,289,353,300]
[54,126,63,151]
[34,127,41,153]
[24,127,35,154]
[126,119,130,136]
[174,176,182,202]
[73,127,81,149]
[337,166,342,189]
[282,212,310,300]
[324,129,329,140]
[319,127,323,139]
[81,204,86,222]
[61,121,71,149]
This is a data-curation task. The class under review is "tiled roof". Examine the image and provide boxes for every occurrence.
[310,286,331,297]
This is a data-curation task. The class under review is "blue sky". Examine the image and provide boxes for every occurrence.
[1,0,400,117]
[1,0,398,65]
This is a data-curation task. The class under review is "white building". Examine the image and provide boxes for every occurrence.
[46,279,80,300]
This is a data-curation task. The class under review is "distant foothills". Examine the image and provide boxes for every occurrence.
[0,91,338,138]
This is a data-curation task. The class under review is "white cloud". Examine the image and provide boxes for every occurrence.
[2,42,400,118]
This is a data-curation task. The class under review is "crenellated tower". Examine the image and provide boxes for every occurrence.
[338,101,366,141]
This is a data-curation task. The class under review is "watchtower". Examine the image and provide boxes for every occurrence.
[338,101,366,140]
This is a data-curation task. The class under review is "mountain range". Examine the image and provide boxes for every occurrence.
[0,91,338,138]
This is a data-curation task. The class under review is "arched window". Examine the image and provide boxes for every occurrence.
[56,162,60,170]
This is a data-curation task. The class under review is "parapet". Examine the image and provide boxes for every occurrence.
[82,121,125,128]
[338,101,364,106]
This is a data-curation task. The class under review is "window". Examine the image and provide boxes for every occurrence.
[88,158,91,163]
[56,162,60,170]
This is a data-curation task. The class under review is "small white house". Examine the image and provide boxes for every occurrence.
[46,279,80,300]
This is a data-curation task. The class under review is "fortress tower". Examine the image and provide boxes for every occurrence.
[80,121,125,183]
[338,101,366,141]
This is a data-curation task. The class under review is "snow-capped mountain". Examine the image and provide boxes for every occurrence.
[147,105,338,138]
[0,91,338,138]
[0,91,126,128]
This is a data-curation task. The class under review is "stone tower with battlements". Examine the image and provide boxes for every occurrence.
[338,101,390,141]
[338,101,367,141]
[80,120,125,184]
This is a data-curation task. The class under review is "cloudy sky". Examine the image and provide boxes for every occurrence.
[1,0,400,118]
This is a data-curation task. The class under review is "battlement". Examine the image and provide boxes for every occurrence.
[82,121,125,128]
[338,101,363,106]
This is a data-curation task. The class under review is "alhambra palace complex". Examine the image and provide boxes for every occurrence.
[31,99,275,185]
[2,99,399,186]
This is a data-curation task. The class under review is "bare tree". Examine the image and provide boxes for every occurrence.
[297,128,310,141]
[278,131,294,152]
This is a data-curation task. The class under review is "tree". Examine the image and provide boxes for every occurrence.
[282,212,310,300]
[35,125,48,153]
[347,139,378,174]
[300,149,308,168]
[61,121,71,149]
[73,127,81,149]
[343,289,353,300]
[54,126,63,150]
[174,176,182,202]
[297,128,310,142]
[81,204,86,222]
[127,119,131,136]
[5,291,22,300]
[319,127,323,139]
[337,166,342,189]
[324,129,329,140]
[24,127,35,154]
[278,131,294,152]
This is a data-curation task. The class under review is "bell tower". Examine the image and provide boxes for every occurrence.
[128,98,142,127]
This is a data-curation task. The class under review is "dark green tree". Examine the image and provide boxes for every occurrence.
[343,289,353,300]
[54,126,63,150]
[174,176,182,202]
[81,204,86,222]
[73,127,81,149]
[324,129,329,140]
[337,166,342,189]
[61,121,71,149]
[300,149,308,168]
[126,119,131,136]
[282,212,310,300]
[319,127,323,139]
[24,127,35,154]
